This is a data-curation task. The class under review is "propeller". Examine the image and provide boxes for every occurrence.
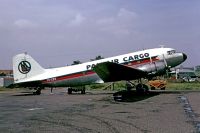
[162,54,171,78]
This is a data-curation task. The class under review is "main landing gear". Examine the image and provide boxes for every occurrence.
[135,83,149,94]
[113,80,150,101]
[126,80,149,94]
[67,86,86,94]
[33,87,43,95]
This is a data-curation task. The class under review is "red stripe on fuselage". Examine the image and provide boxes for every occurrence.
[56,71,95,81]
[42,56,159,83]
[126,57,159,66]
[42,71,95,84]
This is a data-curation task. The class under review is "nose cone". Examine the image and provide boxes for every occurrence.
[183,53,187,61]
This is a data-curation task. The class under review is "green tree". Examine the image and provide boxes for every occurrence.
[71,60,82,65]
[90,55,104,61]
[0,73,6,76]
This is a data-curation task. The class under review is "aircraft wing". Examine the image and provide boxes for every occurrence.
[93,62,148,82]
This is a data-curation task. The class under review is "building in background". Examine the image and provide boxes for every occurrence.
[0,70,13,77]
[195,66,200,77]
[0,70,13,87]
[170,66,198,82]
[0,77,14,87]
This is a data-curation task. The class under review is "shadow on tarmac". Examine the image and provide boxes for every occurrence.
[113,89,186,102]
[113,90,160,102]
[12,92,38,96]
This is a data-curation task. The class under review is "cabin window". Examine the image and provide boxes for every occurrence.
[167,50,176,55]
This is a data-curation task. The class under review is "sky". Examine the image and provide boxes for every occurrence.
[0,0,200,69]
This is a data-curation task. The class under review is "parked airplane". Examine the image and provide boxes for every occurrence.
[13,47,187,94]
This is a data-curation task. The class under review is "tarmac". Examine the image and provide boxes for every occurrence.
[0,88,199,133]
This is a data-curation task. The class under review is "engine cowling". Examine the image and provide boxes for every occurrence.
[136,61,167,76]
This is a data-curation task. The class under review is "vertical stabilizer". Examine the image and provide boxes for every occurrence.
[13,53,45,83]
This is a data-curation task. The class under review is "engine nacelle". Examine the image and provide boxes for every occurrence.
[136,61,167,75]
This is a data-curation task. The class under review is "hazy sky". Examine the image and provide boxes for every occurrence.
[0,0,200,69]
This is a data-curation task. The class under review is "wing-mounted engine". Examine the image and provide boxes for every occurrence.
[136,61,167,77]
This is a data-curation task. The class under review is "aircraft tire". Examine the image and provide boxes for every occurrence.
[161,87,165,90]
[35,89,41,95]
[81,89,85,94]
[136,84,149,94]
[68,88,72,94]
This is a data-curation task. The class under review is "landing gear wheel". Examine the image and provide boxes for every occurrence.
[81,88,86,94]
[136,84,149,94]
[34,88,41,95]
[68,88,72,94]
[36,90,41,95]
[161,87,165,90]
[151,87,155,90]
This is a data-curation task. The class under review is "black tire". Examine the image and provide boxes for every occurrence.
[113,91,123,101]
[68,88,72,94]
[151,86,156,90]
[143,84,149,93]
[81,89,85,94]
[136,84,149,94]
[136,84,144,94]
[35,89,41,95]
[161,87,165,90]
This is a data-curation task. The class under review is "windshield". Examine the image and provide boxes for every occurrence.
[167,50,176,55]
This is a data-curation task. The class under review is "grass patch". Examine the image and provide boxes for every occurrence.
[1,81,200,92]
[0,87,29,92]
[86,81,200,91]
[86,81,127,91]
[166,82,200,90]
[0,87,9,91]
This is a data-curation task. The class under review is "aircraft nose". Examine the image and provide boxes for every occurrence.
[183,53,187,61]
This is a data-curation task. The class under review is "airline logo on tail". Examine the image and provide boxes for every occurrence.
[18,61,31,74]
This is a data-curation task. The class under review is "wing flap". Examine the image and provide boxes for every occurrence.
[93,62,147,82]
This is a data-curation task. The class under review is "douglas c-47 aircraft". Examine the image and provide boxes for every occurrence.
[13,47,187,95]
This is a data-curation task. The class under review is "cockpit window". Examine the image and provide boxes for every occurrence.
[167,50,176,55]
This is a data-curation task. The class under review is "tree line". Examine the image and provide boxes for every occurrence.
[71,55,104,65]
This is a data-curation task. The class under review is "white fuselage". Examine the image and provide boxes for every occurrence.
[14,48,187,87]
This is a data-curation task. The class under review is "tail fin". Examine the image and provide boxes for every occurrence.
[13,53,45,83]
